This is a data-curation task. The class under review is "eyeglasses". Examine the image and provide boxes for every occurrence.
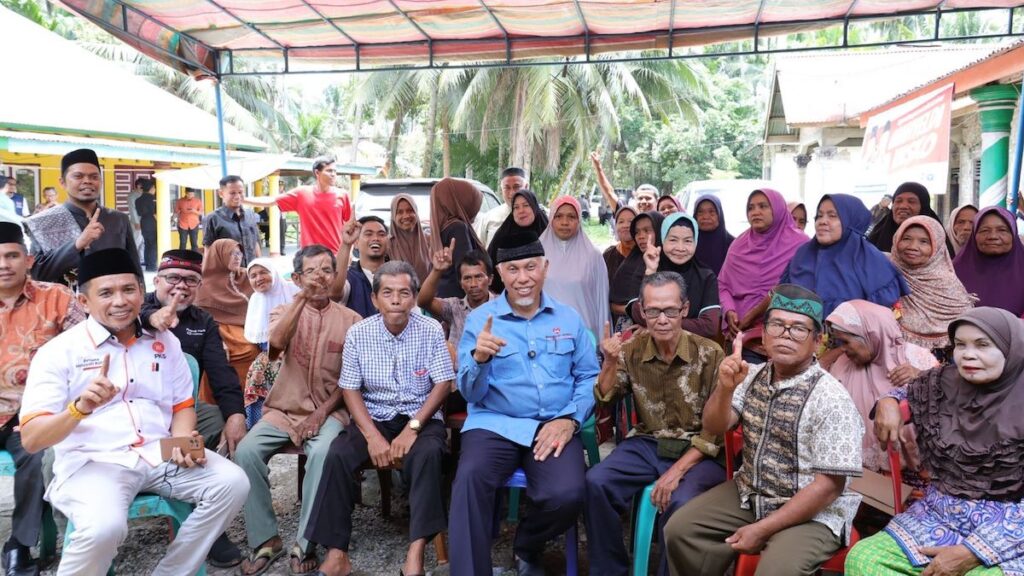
[158,274,201,287]
[642,307,683,320]
[764,320,813,342]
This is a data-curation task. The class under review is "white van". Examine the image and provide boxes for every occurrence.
[678,179,788,236]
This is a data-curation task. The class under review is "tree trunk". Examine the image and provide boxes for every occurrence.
[421,78,439,177]
[386,112,404,178]
[441,116,452,178]
[350,101,363,164]
[509,80,531,174]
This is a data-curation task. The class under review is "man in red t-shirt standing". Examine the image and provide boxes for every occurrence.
[243,156,352,253]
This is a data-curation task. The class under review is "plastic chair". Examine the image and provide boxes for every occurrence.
[0,450,58,563]
[506,414,599,523]
[501,469,578,576]
[724,427,876,576]
[63,353,205,576]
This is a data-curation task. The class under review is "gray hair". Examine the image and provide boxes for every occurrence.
[372,260,420,294]
[639,271,689,306]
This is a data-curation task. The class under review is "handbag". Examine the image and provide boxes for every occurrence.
[243,350,282,429]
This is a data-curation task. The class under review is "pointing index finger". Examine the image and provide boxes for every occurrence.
[99,353,110,378]
[447,237,455,253]
[482,315,493,335]
[603,321,611,339]
[732,332,744,360]
[89,207,101,223]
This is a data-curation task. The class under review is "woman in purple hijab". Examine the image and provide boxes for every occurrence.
[692,194,734,275]
[953,206,1024,316]
[718,188,809,361]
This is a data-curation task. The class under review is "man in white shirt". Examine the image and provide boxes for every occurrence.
[475,167,528,248]
[18,248,250,576]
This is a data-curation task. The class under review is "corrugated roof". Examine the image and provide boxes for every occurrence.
[0,130,379,176]
[51,0,1024,76]
[771,42,1018,127]
[0,7,267,151]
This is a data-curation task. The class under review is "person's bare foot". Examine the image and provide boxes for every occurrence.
[239,536,285,576]
[400,539,426,575]
[317,548,353,576]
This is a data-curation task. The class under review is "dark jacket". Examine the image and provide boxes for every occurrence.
[135,193,157,232]
[141,292,244,420]
[345,260,377,319]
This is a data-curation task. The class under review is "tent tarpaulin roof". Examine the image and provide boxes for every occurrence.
[55,1,1024,77]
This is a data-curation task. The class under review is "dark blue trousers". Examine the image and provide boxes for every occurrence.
[448,429,586,576]
[584,436,725,576]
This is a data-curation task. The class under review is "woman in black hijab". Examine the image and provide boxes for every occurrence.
[867,182,952,253]
[487,189,548,293]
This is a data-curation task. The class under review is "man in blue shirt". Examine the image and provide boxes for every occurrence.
[450,231,599,576]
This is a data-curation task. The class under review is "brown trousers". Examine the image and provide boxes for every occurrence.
[664,480,841,576]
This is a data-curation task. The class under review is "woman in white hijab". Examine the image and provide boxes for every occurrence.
[540,196,610,341]
[243,258,300,427]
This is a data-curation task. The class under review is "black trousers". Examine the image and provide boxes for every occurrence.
[0,418,44,549]
[141,225,157,271]
[177,227,199,251]
[304,417,447,552]
[448,429,586,576]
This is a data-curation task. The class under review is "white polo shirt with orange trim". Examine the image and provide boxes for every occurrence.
[20,316,194,491]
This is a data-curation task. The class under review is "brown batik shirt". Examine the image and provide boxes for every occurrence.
[596,330,724,458]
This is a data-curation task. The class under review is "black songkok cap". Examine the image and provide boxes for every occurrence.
[0,222,25,245]
[159,249,203,274]
[494,230,545,265]
[61,148,100,175]
[78,248,141,286]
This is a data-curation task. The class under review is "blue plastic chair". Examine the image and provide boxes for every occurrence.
[0,450,58,563]
[502,468,579,576]
[62,353,206,576]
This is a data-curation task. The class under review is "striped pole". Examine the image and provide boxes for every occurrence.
[971,85,1018,208]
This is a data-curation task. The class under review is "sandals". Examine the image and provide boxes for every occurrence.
[238,544,285,576]
[289,544,320,576]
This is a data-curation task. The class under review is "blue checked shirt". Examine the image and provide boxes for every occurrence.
[339,313,455,421]
[457,293,599,447]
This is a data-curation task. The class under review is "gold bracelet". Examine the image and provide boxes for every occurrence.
[67,399,91,420]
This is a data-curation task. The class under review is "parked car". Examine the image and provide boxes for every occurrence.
[597,187,631,225]
[353,178,501,237]
[678,179,784,236]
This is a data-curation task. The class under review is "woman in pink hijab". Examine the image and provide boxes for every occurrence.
[717,188,808,361]
[824,300,936,472]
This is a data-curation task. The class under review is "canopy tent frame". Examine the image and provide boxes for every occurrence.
[53,0,1024,210]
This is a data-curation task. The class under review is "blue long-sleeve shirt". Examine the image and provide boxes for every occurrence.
[457,293,598,447]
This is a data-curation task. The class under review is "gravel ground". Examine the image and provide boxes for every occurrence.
[0,446,615,576]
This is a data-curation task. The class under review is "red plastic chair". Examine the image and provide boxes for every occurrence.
[723,428,907,575]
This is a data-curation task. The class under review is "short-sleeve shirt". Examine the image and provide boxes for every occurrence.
[0,280,85,425]
[439,293,497,348]
[20,317,195,490]
[175,197,204,230]
[596,330,723,457]
[201,206,262,265]
[276,186,352,253]
[731,361,864,543]
[340,313,454,422]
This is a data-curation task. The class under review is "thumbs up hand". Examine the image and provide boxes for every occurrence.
[719,332,749,391]
[472,315,508,364]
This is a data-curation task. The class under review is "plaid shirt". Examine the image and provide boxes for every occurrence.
[340,313,454,421]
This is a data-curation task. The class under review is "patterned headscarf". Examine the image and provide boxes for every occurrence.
[890,216,976,349]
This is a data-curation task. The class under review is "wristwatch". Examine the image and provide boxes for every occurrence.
[408,418,422,433]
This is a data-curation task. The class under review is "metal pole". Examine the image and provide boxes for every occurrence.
[1008,82,1023,214]
[215,79,228,178]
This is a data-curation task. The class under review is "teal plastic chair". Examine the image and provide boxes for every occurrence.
[0,450,58,563]
[62,353,206,576]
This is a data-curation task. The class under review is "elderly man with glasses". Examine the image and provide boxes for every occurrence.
[664,283,864,576]
[585,271,727,576]
[140,249,249,568]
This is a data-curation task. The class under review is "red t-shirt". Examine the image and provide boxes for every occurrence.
[277,185,352,253]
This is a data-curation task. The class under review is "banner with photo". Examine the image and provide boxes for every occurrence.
[860,84,954,196]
